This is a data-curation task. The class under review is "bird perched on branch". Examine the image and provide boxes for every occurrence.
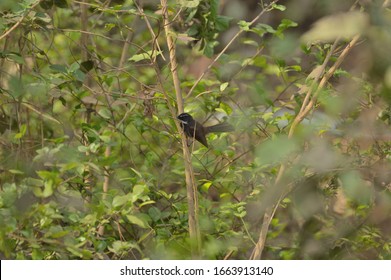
[177,112,234,147]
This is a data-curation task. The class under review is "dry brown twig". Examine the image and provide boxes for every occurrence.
[160,0,201,257]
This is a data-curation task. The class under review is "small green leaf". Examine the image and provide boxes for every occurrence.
[203,41,216,57]
[148,206,161,222]
[129,50,162,62]
[130,168,142,178]
[112,193,132,208]
[220,82,229,92]
[132,184,148,200]
[104,23,116,31]
[98,107,112,119]
[126,214,149,228]
[50,64,67,74]
[201,181,212,192]
[139,200,155,207]
[14,124,27,139]
[215,15,231,31]
[7,53,24,64]
[68,62,80,72]
[238,20,251,31]
[272,3,286,11]
[255,23,276,35]
[242,39,259,47]
[8,169,24,175]
[234,210,247,218]
[178,0,200,8]
[218,102,233,115]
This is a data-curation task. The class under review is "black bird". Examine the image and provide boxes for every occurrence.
[177,113,233,147]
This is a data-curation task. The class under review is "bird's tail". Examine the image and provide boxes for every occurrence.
[205,122,234,134]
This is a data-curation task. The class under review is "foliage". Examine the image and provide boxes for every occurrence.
[1,0,391,260]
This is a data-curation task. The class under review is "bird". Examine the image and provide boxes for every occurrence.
[177,112,234,147]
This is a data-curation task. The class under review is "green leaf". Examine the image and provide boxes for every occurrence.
[132,184,148,200]
[139,200,155,207]
[7,53,24,64]
[217,102,233,115]
[68,62,80,72]
[302,11,369,43]
[80,213,97,225]
[203,41,216,57]
[220,82,229,92]
[148,206,161,222]
[14,124,27,140]
[98,107,112,119]
[215,15,231,31]
[271,3,286,11]
[254,23,276,35]
[278,19,298,30]
[126,214,149,228]
[178,0,200,8]
[8,76,25,98]
[129,50,162,62]
[109,241,140,254]
[112,193,132,208]
[50,64,67,74]
[73,69,85,82]
[234,210,247,218]
[242,39,259,47]
[238,20,251,31]
[32,249,44,260]
[130,168,142,178]
[8,169,24,175]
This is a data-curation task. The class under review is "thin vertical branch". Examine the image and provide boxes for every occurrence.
[80,0,94,203]
[160,0,201,257]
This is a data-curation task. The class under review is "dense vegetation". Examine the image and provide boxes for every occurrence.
[1,0,391,259]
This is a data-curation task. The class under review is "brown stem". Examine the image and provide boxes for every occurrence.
[160,0,201,257]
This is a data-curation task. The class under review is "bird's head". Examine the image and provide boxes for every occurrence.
[177,112,194,124]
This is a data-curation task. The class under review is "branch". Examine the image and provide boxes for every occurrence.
[160,0,201,257]
[250,34,361,260]
[0,0,42,41]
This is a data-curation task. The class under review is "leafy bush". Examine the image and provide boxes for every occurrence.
[1,0,391,260]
